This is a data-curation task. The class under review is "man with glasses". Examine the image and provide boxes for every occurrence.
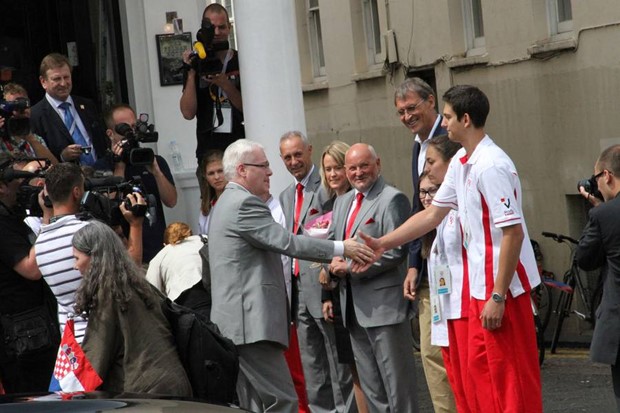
[208,139,373,413]
[394,77,454,412]
[361,85,542,412]
[576,144,620,410]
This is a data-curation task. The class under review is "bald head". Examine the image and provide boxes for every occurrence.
[345,143,381,193]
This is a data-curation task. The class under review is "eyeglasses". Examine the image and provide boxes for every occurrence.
[419,187,439,198]
[396,99,426,117]
[593,170,605,181]
[243,162,270,169]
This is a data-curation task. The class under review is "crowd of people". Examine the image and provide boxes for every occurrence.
[1,3,619,413]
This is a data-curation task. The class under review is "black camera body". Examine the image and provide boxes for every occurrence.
[114,114,159,166]
[191,17,229,77]
[0,97,31,138]
[81,175,156,227]
[577,176,603,201]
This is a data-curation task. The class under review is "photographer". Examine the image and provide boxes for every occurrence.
[97,103,177,263]
[0,152,59,393]
[575,144,620,410]
[0,83,58,164]
[180,3,244,162]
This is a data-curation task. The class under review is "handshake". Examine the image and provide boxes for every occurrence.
[339,232,383,274]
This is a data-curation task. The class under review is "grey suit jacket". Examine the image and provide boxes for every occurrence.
[208,182,335,348]
[330,177,411,328]
[279,167,330,318]
[576,193,620,365]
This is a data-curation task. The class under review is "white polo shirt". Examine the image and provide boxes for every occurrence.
[432,136,540,300]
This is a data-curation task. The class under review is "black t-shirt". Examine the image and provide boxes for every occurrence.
[0,214,46,314]
[94,154,175,263]
[183,50,245,159]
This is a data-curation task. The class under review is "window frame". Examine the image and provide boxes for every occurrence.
[547,0,573,35]
[307,0,326,78]
[361,0,383,66]
[462,0,486,56]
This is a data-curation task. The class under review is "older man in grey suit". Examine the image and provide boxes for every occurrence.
[208,139,373,413]
[279,131,354,413]
[329,143,418,412]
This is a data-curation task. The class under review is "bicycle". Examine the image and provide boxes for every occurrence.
[541,231,604,354]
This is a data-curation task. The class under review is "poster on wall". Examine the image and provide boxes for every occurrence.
[155,32,192,86]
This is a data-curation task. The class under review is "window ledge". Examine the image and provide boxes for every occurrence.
[446,53,489,69]
[351,68,385,82]
[302,80,329,92]
[528,36,577,56]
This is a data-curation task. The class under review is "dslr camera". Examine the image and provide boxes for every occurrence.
[577,175,603,201]
[189,16,229,77]
[114,113,159,166]
[0,97,31,138]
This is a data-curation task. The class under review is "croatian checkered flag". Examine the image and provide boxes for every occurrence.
[49,318,102,392]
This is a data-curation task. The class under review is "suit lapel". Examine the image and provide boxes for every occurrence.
[349,177,385,237]
[45,99,74,144]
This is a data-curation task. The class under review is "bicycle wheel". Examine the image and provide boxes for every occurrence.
[534,313,545,366]
[532,280,552,333]
[411,316,420,352]
[550,290,571,354]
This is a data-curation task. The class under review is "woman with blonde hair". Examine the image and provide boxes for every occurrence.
[197,150,227,234]
[146,222,204,301]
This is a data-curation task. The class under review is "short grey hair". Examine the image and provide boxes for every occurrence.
[223,139,265,180]
[279,130,309,147]
[394,77,435,103]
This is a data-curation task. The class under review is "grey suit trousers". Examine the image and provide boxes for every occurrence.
[236,342,298,413]
[347,309,419,412]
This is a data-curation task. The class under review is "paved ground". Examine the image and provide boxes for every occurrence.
[414,346,616,412]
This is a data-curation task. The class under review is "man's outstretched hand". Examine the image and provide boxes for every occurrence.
[350,231,385,273]
[343,236,374,265]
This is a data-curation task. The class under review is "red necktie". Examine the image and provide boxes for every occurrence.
[345,192,364,239]
[293,183,304,276]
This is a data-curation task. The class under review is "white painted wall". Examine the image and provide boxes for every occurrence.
[119,0,206,232]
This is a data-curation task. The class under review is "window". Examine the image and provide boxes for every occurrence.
[212,0,237,48]
[463,0,485,55]
[548,0,573,35]
[308,0,326,77]
[362,0,382,65]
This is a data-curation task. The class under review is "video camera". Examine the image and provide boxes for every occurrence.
[81,174,157,227]
[0,97,31,138]
[114,113,159,166]
[577,176,603,201]
[189,17,229,77]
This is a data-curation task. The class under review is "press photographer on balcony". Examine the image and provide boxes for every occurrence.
[180,3,244,162]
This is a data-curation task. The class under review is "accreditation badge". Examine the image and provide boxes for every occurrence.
[434,264,452,295]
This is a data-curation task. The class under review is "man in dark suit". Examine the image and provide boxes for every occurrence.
[208,139,373,413]
[575,144,620,410]
[30,53,107,165]
[329,143,418,412]
[394,77,455,412]
[279,131,353,413]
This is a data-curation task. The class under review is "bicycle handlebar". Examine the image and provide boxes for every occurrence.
[541,231,578,245]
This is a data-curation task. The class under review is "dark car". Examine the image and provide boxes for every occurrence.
[0,391,251,412]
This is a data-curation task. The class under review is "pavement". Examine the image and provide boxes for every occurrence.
[413,346,616,412]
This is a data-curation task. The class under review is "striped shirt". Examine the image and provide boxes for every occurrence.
[432,136,540,300]
[35,215,91,343]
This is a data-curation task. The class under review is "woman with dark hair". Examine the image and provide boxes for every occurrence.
[72,220,192,396]
[197,150,227,234]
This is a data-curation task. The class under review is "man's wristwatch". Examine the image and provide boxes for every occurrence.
[491,292,506,303]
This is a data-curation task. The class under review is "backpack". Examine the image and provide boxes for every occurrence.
[161,297,238,404]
